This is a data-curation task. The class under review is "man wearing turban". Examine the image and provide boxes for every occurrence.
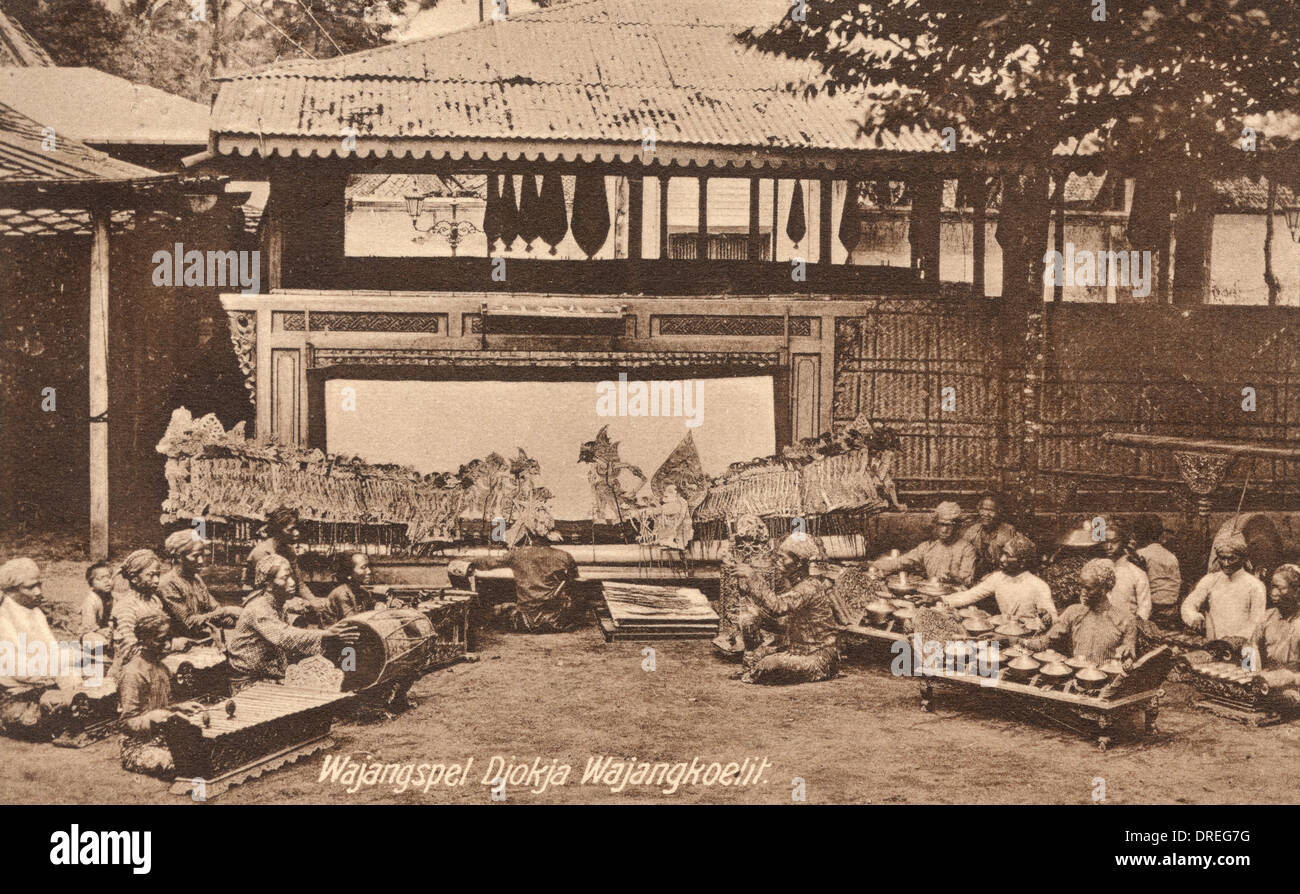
[0,558,63,678]
[1021,558,1137,666]
[869,501,977,588]
[733,534,839,684]
[159,529,241,637]
[943,533,1057,624]
[1181,532,1266,644]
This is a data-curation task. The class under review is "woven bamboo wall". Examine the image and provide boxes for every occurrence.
[1041,305,1300,507]
[833,299,1003,494]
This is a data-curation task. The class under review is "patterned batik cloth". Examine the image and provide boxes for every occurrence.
[738,574,839,684]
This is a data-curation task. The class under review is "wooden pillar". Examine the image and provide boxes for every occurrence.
[697,175,709,260]
[1053,170,1066,302]
[818,177,833,267]
[658,175,670,260]
[628,175,643,291]
[88,206,110,559]
[628,176,643,260]
[972,176,987,297]
[771,178,780,260]
[748,177,762,261]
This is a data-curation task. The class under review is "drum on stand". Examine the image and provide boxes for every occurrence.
[331,607,436,692]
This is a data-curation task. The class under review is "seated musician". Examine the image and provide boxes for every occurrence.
[733,534,839,685]
[0,558,87,737]
[1020,559,1137,666]
[1101,519,1152,621]
[118,615,202,777]
[469,514,581,633]
[110,550,190,678]
[79,560,115,653]
[869,502,977,588]
[961,495,1019,582]
[1181,533,1266,646]
[159,530,241,639]
[1252,565,1300,702]
[942,534,1057,624]
[245,507,326,613]
[1135,514,1181,625]
[323,553,383,624]
[227,555,360,693]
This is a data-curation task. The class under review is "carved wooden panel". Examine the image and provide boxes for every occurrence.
[274,311,445,333]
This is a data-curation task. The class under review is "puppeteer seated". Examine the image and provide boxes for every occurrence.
[469,514,582,633]
[732,535,839,685]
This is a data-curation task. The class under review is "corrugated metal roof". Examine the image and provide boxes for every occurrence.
[0,68,210,146]
[212,0,939,158]
[0,2,52,67]
[0,100,156,181]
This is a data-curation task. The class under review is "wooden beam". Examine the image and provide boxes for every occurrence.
[697,175,709,261]
[88,207,110,559]
[818,177,833,266]
[771,178,780,260]
[748,177,761,261]
[658,175,670,260]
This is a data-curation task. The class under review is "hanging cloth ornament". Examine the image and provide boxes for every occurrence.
[786,180,807,246]
[838,180,862,255]
[498,174,520,251]
[538,172,569,255]
[517,173,542,251]
[571,174,611,258]
[482,174,502,250]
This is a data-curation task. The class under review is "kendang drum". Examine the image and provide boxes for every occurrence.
[335,607,436,692]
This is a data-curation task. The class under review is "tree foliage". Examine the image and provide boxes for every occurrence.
[741,0,1300,172]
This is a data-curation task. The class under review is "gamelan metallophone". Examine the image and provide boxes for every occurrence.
[163,683,352,799]
[1182,660,1287,726]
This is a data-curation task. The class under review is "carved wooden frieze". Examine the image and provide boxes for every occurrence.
[275,311,445,333]
[308,347,782,370]
[226,310,257,407]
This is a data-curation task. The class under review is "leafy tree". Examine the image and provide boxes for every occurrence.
[741,0,1300,300]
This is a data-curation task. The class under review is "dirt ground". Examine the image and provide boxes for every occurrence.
[1,555,1298,805]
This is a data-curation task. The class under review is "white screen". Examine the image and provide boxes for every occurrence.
[325,377,776,520]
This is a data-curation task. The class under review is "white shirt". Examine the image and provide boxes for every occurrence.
[944,570,1058,622]
[1109,556,1152,620]
[1181,568,1267,642]
[0,596,66,680]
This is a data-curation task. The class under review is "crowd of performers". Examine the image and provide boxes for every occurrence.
[2,492,1299,783]
[712,496,1300,694]
[0,506,376,776]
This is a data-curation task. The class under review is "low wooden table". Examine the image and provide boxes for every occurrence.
[918,670,1164,750]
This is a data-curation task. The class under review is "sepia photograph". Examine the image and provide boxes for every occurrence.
[0,0,1296,866]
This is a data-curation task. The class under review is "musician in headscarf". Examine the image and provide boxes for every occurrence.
[110,550,187,676]
[468,511,581,633]
[1181,532,1266,645]
[1254,565,1300,702]
[159,529,241,638]
[227,554,360,693]
[942,533,1057,624]
[0,558,62,673]
[1021,558,1137,666]
[244,506,319,606]
[0,559,98,739]
[733,534,839,684]
[118,615,202,777]
[323,553,383,624]
[869,501,977,588]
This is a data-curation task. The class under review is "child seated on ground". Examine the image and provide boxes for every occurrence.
[79,560,115,653]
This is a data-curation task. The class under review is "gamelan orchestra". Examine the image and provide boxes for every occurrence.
[1,407,1297,795]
